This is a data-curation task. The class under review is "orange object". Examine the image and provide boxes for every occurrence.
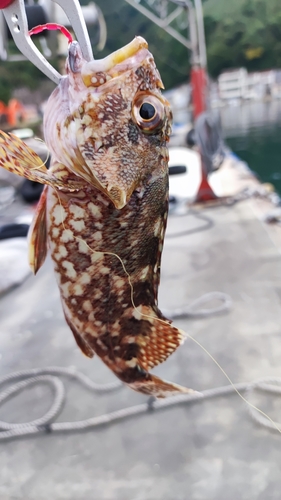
[0,101,8,125]
[6,99,25,126]
[195,156,217,203]
[0,99,26,126]
[0,101,7,115]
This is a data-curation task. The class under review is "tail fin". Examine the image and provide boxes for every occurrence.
[111,308,194,398]
[127,372,198,398]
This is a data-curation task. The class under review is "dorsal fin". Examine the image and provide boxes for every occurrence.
[28,186,48,274]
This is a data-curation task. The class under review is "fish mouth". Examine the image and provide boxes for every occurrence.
[80,36,162,88]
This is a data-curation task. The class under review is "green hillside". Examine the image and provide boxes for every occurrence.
[86,0,189,89]
[88,0,281,81]
[1,0,281,103]
[203,0,281,76]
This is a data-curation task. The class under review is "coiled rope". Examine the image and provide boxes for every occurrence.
[0,367,280,440]
[0,198,277,440]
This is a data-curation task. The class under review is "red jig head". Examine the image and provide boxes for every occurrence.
[0,0,15,8]
[29,23,73,45]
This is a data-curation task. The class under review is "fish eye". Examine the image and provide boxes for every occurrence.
[132,93,165,134]
[139,102,156,121]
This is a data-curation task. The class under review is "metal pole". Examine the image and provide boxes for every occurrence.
[193,0,207,68]
[0,12,7,60]
[124,0,192,49]
[185,0,198,66]
[168,0,199,65]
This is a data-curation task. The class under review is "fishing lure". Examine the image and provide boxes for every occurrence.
[0,34,197,398]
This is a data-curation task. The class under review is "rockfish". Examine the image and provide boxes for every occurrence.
[0,37,194,397]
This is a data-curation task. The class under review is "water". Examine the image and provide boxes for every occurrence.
[218,101,281,193]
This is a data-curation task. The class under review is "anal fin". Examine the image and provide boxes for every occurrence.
[128,373,198,398]
[63,308,94,358]
[28,186,48,274]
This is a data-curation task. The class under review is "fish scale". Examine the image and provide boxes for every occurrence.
[0,36,197,398]
[46,179,179,383]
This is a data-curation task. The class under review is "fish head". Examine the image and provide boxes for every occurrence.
[44,37,172,209]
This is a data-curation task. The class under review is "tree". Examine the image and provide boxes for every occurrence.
[204,0,281,77]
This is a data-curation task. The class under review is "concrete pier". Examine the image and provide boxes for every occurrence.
[0,160,280,499]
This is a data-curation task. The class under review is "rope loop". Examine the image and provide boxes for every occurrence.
[0,367,280,440]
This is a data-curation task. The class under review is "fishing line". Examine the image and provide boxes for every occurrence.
[0,138,276,432]
[54,188,138,327]
[30,138,50,171]
[182,332,281,434]
[0,132,49,174]
[53,188,281,434]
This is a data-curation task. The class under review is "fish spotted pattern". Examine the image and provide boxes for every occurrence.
[0,36,195,397]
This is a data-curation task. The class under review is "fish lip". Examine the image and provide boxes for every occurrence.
[80,37,151,88]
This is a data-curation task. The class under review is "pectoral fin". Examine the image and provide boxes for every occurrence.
[28,186,48,274]
[0,132,83,191]
[0,131,51,185]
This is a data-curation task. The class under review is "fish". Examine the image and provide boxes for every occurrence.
[0,36,197,398]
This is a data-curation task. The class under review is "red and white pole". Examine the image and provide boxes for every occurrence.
[190,65,207,119]
[190,65,217,202]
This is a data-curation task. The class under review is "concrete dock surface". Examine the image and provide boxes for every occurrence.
[0,159,281,499]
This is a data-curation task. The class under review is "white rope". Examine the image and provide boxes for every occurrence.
[0,190,279,440]
[0,367,280,440]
